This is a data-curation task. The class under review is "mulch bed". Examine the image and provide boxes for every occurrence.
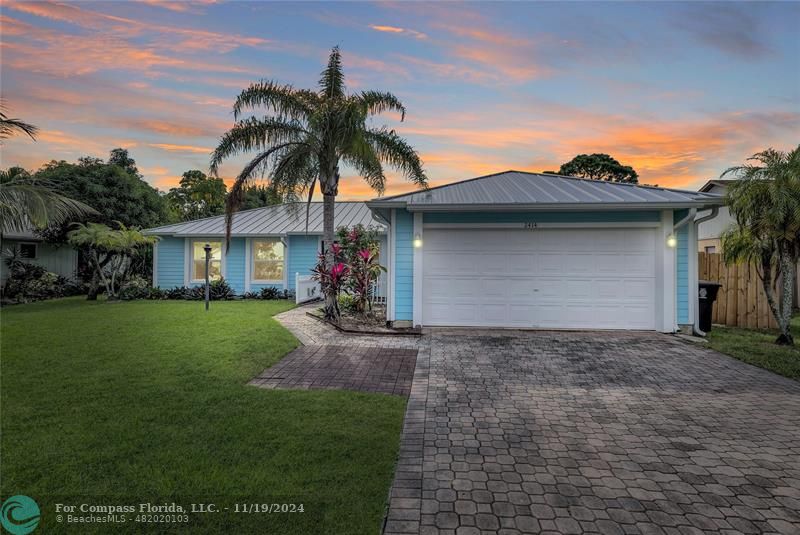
[249,345,418,396]
[307,309,422,335]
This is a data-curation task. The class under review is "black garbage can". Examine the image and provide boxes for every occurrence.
[698,280,722,332]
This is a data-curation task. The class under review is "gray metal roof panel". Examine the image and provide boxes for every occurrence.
[369,171,723,208]
[144,202,384,236]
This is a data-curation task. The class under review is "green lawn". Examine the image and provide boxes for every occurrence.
[1,298,406,534]
[706,315,800,380]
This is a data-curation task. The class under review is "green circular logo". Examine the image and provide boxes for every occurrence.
[1,496,40,535]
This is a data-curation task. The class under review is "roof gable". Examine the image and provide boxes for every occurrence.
[368,170,723,210]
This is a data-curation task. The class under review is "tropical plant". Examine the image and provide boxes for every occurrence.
[210,46,427,320]
[67,222,157,300]
[310,246,349,321]
[721,146,800,345]
[550,153,639,183]
[337,224,384,316]
[1,249,84,303]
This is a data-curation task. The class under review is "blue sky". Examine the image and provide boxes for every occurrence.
[2,1,798,197]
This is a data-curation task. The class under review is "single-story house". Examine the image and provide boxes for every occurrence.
[143,201,387,296]
[146,171,723,334]
[1,229,79,285]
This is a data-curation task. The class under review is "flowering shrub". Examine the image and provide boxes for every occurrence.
[311,254,350,320]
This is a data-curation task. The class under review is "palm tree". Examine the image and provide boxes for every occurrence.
[721,146,800,345]
[210,46,427,319]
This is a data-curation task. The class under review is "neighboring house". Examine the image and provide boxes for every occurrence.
[144,202,387,296]
[366,170,723,333]
[697,179,734,253]
[1,229,79,284]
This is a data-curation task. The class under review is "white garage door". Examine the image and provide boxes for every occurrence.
[421,228,656,329]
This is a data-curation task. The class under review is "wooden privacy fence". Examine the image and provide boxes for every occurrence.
[698,252,778,329]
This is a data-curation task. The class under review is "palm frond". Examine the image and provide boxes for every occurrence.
[358,91,406,121]
[363,127,427,187]
[232,81,318,121]
[210,117,310,176]
[0,181,96,234]
[0,99,38,141]
[319,46,345,99]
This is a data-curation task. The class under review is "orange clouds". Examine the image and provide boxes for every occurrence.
[149,143,211,154]
[369,24,427,39]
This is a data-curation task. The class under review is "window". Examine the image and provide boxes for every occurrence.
[19,243,37,259]
[191,241,222,282]
[252,239,284,282]
[705,246,717,254]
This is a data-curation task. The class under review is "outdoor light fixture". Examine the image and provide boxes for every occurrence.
[666,234,677,248]
[203,243,212,311]
[413,233,423,248]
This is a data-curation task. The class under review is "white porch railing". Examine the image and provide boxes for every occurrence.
[295,273,320,304]
[372,272,387,305]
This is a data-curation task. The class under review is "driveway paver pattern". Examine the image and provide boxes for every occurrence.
[384,329,800,535]
[249,344,418,396]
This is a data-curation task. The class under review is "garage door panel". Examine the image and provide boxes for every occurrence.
[421,228,656,329]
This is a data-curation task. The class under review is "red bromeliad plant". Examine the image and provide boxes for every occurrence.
[311,251,349,321]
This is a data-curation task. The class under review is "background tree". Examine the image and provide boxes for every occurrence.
[240,184,285,210]
[34,150,169,241]
[721,146,800,345]
[554,153,639,183]
[166,170,227,221]
[210,46,427,320]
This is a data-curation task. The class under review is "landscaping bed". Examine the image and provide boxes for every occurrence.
[308,306,421,335]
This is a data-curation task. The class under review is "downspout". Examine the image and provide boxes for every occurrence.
[688,207,720,337]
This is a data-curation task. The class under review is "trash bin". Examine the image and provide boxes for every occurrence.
[698,280,722,332]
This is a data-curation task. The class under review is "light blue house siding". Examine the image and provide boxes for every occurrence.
[153,234,331,293]
[423,211,661,224]
[394,210,414,321]
[226,238,247,293]
[155,236,185,288]
[286,234,319,292]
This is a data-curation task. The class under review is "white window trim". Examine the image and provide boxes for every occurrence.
[19,242,38,259]
[186,238,225,285]
[250,237,286,285]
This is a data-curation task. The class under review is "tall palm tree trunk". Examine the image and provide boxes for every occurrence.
[321,175,340,321]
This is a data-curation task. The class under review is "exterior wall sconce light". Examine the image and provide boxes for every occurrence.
[666,234,677,248]
[413,233,423,248]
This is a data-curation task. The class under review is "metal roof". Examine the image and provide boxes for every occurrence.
[699,179,735,193]
[144,202,384,237]
[367,171,724,211]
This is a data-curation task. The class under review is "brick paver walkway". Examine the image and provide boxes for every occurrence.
[250,344,418,396]
[384,329,800,535]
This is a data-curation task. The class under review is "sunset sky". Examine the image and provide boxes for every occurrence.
[1,1,798,198]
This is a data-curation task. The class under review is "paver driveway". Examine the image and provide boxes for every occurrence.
[384,329,800,535]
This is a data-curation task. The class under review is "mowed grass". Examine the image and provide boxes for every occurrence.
[1,298,406,534]
[707,315,800,380]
